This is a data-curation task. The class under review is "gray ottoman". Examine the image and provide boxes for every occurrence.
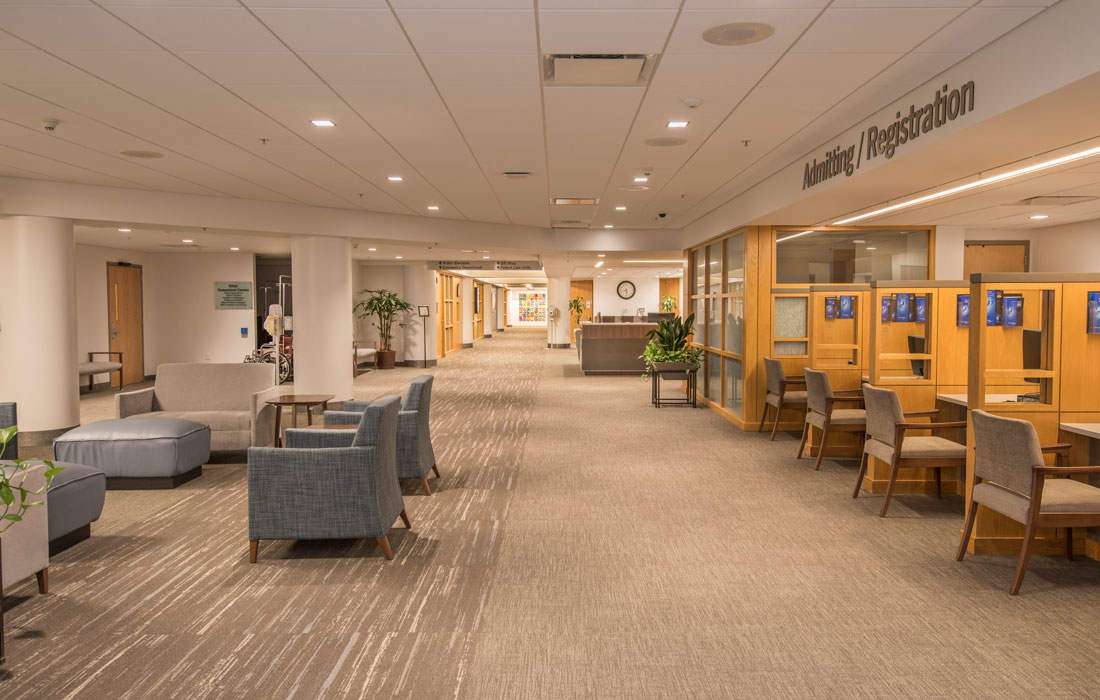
[46,462,106,554]
[54,418,211,490]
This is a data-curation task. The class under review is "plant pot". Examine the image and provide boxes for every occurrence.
[653,361,694,379]
[376,350,397,370]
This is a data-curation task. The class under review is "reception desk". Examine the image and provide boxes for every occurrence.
[578,322,656,375]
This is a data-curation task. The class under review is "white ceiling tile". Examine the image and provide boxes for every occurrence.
[545,87,645,196]
[830,0,972,7]
[667,10,820,54]
[0,51,101,85]
[978,0,1058,6]
[107,7,286,52]
[176,52,320,86]
[250,8,412,53]
[916,7,1043,53]
[242,0,387,7]
[793,8,965,53]
[421,54,539,87]
[0,6,160,51]
[761,52,901,90]
[389,0,530,7]
[540,1,678,8]
[396,9,536,54]
[298,53,425,86]
[101,0,238,6]
[538,10,677,54]
[684,1,826,7]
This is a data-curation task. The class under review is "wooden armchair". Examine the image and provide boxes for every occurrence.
[352,340,378,377]
[798,369,866,470]
[759,357,807,440]
[958,410,1100,595]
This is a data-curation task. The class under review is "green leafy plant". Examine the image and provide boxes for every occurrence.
[354,289,414,352]
[0,425,62,533]
[640,313,702,377]
[568,296,587,325]
[660,294,678,313]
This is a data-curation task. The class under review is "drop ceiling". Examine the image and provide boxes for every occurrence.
[0,0,1060,235]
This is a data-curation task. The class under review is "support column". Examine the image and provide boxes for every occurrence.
[460,277,473,348]
[291,236,353,401]
[0,216,79,442]
[402,263,438,368]
[497,288,508,330]
[546,276,572,349]
[935,225,965,280]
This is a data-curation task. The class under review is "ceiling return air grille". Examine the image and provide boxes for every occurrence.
[1016,195,1098,207]
[544,54,658,86]
[551,220,591,229]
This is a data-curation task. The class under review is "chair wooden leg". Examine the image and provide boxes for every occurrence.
[36,568,48,594]
[249,539,259,564]
[956,498,978,561]
[377,535,394,560]
[758,404,768,432]
[933,467,942,499]
[1010,517,1040,595]
[852,452,869,499]
[796,420,809,459]
[769,401,783,440]
[419,478,432,495]
[813,423,830,471]
[879,461,901,517]
[399,508,411,529]
[1066,527,1074,561]
[432,464,441,478]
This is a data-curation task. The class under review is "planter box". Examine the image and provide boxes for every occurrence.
[652,361,695,379]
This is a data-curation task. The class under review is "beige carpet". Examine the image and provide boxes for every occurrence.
[5,328,1100,698]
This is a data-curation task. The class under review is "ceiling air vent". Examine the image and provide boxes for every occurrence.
[1017,195,1098,207]
[552,197,599,205]
[551,220,591,229]
[544,54,657,87]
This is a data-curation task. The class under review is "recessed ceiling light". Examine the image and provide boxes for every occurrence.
[645,137,687,147]
[866,247,877,251]
[1030,214,1049,220]
[120,150,163,159]
[833,143,1100,225]
[230,247,240,251]
[615,206,626,211]
[368,247,377,251]
[667,121,689,128]
[387,175,403,182]
[619,185,650,192]
[853,239,866,243]
[311,119,335,127]
[633,176,649,183]
[597,254,606,257]
[482,255,490,259]
[117,228,131,232]
[395,255,403,259]
[182,239,194,243]
[427,205,439,211]
[607,268,614,271]
[595,261,604,268]
[702,22,776,47]
[604,224,613,229]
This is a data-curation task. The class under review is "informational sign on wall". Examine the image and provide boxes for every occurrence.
[214,281,253,310]
[433,260,542,271]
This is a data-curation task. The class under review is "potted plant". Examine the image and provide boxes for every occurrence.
[640,313,702,379]
[660,294,678,314]
[567,296,587,326]
[354,288,413,370]
[0,425,62,665]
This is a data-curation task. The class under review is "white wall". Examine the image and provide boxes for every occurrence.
[1028,219,1100,271]
[354,264,408,359]
[592,276,660,317]
[507,289,547,326]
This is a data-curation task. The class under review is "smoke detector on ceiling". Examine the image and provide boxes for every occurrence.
[702,23,775,46]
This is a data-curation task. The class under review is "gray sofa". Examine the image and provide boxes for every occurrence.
[247,395,409,562]
[116,363,279,450]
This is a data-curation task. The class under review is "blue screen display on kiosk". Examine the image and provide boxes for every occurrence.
[1003,296,1021,327]
[1089,292,1100,334]
[915,297,926,323]
[957,294,970,327]
[896,293,910,322]
[986,290,1000,326]
[838,295,853,319]
[825,297,835,320]
[881,296,891,322]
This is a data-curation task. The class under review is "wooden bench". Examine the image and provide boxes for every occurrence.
[353,340,377,377]
[78,351,123,392]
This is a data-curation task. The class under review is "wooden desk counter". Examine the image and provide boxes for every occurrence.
[580,322,657,339]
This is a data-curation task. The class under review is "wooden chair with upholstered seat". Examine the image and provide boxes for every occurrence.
[853,384,967,517]
[759,357,807,440]
[798,369,866,471]
[957,409,1100,595]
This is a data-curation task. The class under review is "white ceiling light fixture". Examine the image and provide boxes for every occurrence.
[1030,214,1049,220]
[387,176,403,182]
[702,22,775,47]
[368,247,377,251]
[552,197,599,205]
[597,254,606,257]
[633,176,649,183]
[427,205,439,211]
[776,230,816,243]
[117,228,131,232]
[311,119,335,127]
[604,224,613,229]
[230,247,240,251]
[595,261,604,268]
[181,239,194,243]
[615,206,627,211]
[866,247,877,251]
[667,121,689,129]
[395,255,403,259]
[833,143,1100,225]
[482,255,490,259]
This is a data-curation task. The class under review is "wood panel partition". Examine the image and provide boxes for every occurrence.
[570,279,593,337]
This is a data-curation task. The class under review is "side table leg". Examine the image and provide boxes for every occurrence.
[291,405,298,429]
[305,405,313,426]
[273,406,283,448]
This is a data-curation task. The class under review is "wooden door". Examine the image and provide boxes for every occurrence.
[569,279,593,335]
[659,277,680,315]
[107,263,144,386]
[963,243,1028,277]
[436,273,446,358]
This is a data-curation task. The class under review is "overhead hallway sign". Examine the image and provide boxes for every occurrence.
[433,261,542,271]
[801,80,976,191]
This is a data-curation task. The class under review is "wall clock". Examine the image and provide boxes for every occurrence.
[616,280,636,299]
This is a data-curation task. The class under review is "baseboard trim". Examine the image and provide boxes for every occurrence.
[547,343,571,349]
[462,343,474,348]
[400,359,438,368]
[484,333,492,338]
[19,424,79,448]
[107,465,202,490]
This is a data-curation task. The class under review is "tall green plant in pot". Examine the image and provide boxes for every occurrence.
[567,296,587,326]
[354,288,413,370]
[0,425,63,665]
[640,313,702,378]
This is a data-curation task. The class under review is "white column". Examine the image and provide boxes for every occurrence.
[935,225,966,280]
[402,263,438,368]
[0,216,79,437]
[291,236,353,401]
[497,288,508,329]
[546,276,572,348]
[461,277,473,347]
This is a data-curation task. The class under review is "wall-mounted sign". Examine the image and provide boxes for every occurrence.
[802,80,976,191]
[214,281,253,310]
[433,260,541,271]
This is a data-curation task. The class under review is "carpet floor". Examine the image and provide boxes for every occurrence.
[4,328,1100,698]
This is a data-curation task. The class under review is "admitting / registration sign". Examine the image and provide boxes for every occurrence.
[214,281,253,310]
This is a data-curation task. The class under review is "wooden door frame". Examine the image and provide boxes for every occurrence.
[963,240,1030,273]
[106,262,145,386]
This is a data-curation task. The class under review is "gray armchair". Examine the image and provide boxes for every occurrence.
[799,369,866,471]
[759,357,806,440]
[247,394,410,562]
[325,375,439,495]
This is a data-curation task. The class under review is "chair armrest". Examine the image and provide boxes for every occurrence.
[1034,465,1100,476]
[899,421,967,431]
[250,386,282,447]
[1040,443,1072,454]
[785,376,806,384]
[833,389,863,396]
[342,401,372,413]
[831,396,864,404]
[116,387,154,418]
[284,428,355,449]
[324,410,364,426]
[88,351,123,362]
[903,410,940,418]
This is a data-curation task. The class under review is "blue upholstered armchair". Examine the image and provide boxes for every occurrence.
[324,375,439,494]
[246,394,410,562]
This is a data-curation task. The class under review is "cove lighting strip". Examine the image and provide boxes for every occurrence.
[832,144,1100,225]
[776,230,815,243]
